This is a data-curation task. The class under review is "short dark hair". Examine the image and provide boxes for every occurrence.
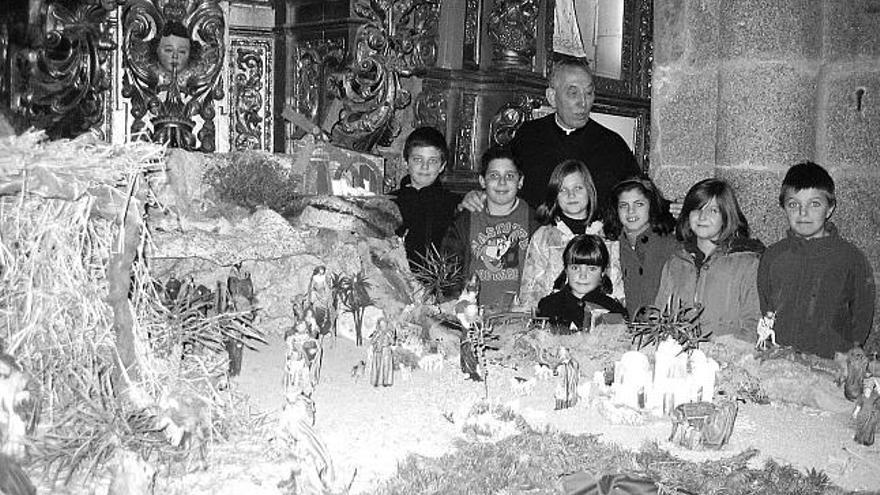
[603,176,676,240]
[162,20,189,39]
[479,145,520,177]
[548,55,592,88]
[779,161,836,208]
[563,234,609,268]
[677,178,750,246]
[403,126,448,164]
[537,159,597,224]
[554,234,612,292]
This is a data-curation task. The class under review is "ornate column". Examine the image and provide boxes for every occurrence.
[417,0,553,190]
[227,1,275,151]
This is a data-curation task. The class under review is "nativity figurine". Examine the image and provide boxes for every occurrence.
[367,317,395,387]
[554,346,579,410]
[853,388,880,446]
[755,311,777,350]
[845,346,870,401]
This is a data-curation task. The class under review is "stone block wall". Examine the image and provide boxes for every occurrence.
[652,0,880,346]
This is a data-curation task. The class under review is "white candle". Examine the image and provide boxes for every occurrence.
[616,351,651,408]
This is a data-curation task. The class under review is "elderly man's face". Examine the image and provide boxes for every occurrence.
[546,66,595,129]
[157,34,191,72]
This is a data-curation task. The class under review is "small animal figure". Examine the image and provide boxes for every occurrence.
[510,376,535,396]
[419,353,444,373]
[755,311,777,350]
[350,360,366,382]
[533,363,553,380]
[398,364,413,382]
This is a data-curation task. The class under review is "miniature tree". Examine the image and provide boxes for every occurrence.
[409,245,463,301]
[332,270,372,346]
[462,316,496,399]
[628,295,709,353]
[157,277,265,362]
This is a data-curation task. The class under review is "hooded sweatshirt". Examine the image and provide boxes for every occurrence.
[757,223,875,358]
[655,237,765,339]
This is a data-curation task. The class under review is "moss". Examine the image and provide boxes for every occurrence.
[376,431,845,495]
[204,152,302,212]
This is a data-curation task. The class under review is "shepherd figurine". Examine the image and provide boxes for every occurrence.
[554,347,579,410]
[755,311,777,350]
[455,274,483,381]
[368,318,395,387]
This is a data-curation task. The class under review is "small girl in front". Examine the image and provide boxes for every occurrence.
[654,178,764,338]
[537,234,627,332]
[604,177,679,317]
[518,159,623,311]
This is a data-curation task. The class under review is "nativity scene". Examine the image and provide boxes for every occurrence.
[0,0,878,494]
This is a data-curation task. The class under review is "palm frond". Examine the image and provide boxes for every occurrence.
[409,245,463,299]
[628,296,709,353]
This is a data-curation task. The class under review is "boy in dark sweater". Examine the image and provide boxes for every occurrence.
[757,162,875,358]
[442,146,538,312]
[390,127,460,271]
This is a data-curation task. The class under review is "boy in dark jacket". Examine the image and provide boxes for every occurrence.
[757,162,875,358]
[390,127,460,271]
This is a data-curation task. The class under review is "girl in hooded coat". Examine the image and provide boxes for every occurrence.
[654,179,764,339]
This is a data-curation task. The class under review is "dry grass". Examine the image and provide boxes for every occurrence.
[0,131,262,486]
[203,151,302,212]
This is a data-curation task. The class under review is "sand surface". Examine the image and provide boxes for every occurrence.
[210,332,880,494]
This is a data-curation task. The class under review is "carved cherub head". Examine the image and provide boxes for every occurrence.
[152,21,201,74]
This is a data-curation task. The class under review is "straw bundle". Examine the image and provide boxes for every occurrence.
[0,131,265,486]
[0,130,164,199]
[0,129,163,385]
[0,131,169,483]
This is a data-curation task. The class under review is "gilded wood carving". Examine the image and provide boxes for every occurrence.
[18,0,119,139]
[330,0,439,153]
[121,0,224,151]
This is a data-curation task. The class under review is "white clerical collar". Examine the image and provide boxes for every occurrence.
[554,114,579,135]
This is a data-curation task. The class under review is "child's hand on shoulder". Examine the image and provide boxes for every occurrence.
[585,220,605,236]
[458,190,487,213]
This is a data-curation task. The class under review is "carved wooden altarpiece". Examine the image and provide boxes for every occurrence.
[121,0,225,151]
[281,0,652,191]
